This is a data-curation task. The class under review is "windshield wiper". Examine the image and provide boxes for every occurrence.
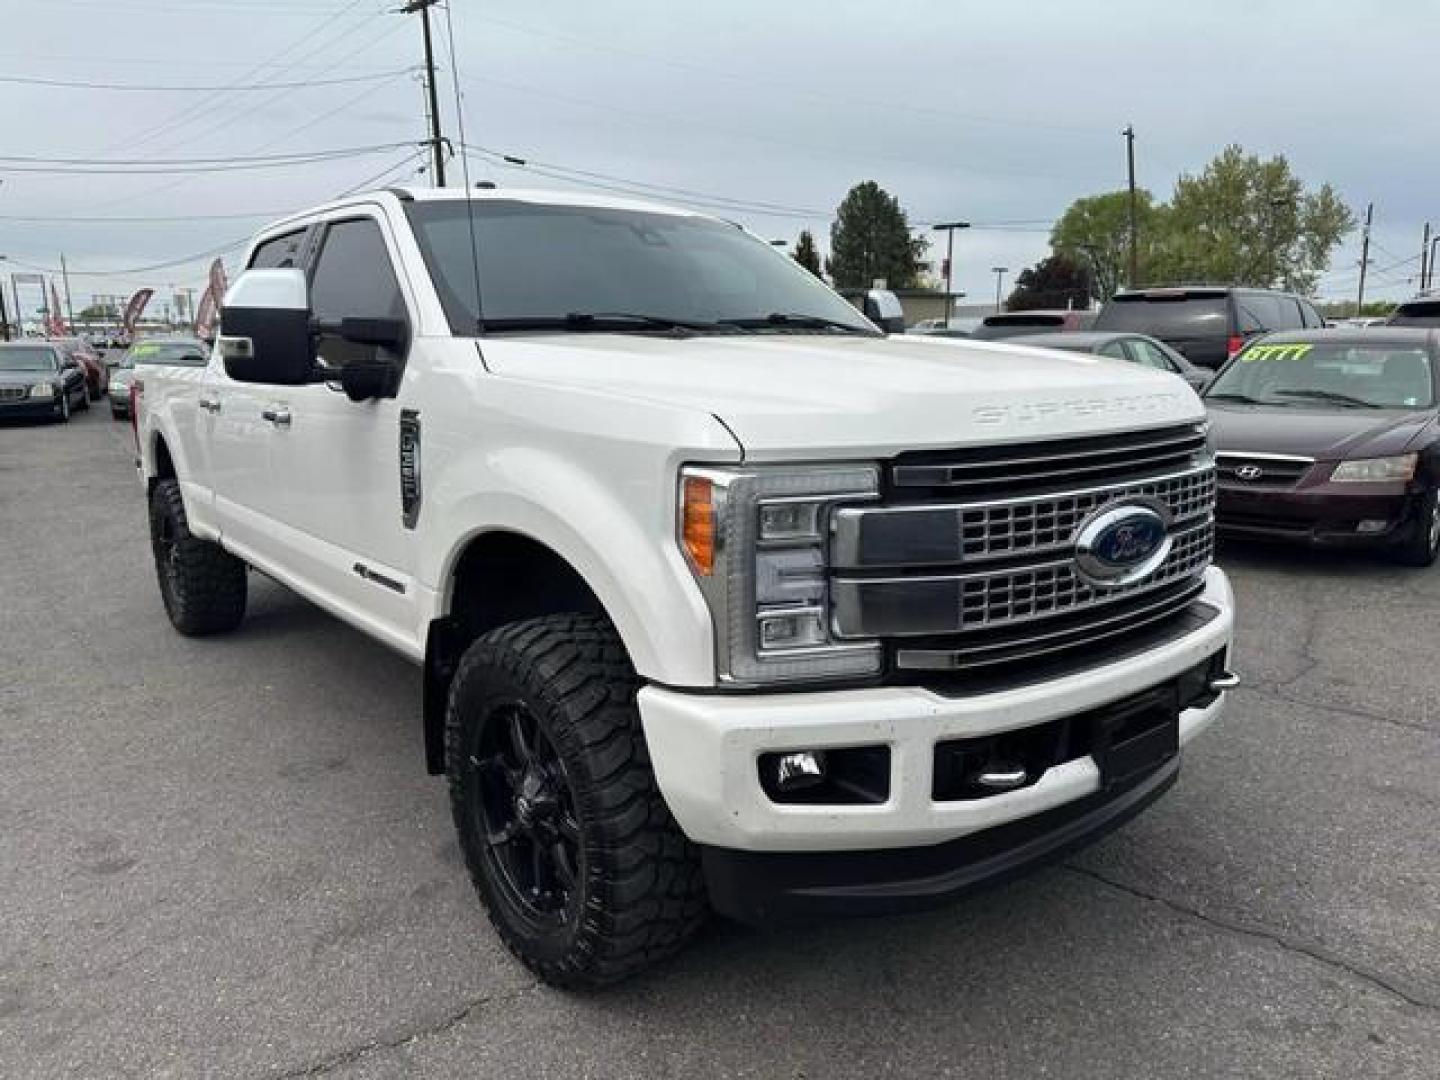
[718,312,878,334]
[1204,391,1270,405]
[483,312,734,334]
[1271,388,1379,408]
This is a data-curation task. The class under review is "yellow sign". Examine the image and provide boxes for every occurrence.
[1240,343,1313,362]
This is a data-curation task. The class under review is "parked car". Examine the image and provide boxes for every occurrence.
[1387,291,1440,327]
[1094,286,1326,370]
[1002,331,1212,393]
[108,336,209,419]
[133,186,1235,986]
[49,337,108,400]
[1203,328,1440,564]
[968,309,1095,340]
[0,342,90,422]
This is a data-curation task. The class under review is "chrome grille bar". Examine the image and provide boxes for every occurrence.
[831,522,1213,640]
[833,466,1215,568]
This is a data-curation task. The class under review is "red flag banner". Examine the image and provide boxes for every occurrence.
[48,279,67,336]
[208,258,228,307]
[122,288,154,339]
[193,283,217,341]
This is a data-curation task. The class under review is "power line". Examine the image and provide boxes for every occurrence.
[0,210,289,223]
[0,143,418,175]
[0,69,410,92]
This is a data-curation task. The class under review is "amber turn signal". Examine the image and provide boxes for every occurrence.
[682,476,715,576]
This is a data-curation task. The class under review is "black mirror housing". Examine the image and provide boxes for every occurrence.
[219,305,314,384]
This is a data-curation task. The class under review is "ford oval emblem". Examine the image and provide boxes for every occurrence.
[1074,502,1172,587]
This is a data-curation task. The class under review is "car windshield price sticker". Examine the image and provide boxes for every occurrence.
[1241,343,1314,362]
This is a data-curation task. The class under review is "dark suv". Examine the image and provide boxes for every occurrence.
[1388,292,1440,327]
[1094,286,1325,369]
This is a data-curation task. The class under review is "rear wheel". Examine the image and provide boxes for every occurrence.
[1391,489,1440,568]
[446,614,707,987]
[148,479,247,634]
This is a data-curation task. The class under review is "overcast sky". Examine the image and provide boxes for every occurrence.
[0,0,1434,313]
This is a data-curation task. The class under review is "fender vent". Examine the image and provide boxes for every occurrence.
[399,409,422,528]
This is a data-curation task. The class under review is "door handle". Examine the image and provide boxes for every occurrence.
[261,406,292,427]
[197,395,221,413]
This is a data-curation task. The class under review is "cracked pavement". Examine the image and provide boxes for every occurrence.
[2,408,1436,1079]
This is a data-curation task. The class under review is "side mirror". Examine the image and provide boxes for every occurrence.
[61,358,80,371]
[862,288,906,334]
[218,268,314,385]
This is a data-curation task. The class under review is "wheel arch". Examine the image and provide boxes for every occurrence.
[423,529,612,774]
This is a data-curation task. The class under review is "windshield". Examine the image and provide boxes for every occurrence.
[126,341,208,367]
[0,345,58,372]
[405,200,875,335]
[1096,294,1228,335]
[1206,341,1435,409]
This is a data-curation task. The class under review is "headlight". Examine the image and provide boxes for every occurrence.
[1331,454,1417,483]
[680,464,881,685]
[29,382,55,399]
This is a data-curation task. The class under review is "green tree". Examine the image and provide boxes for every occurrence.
[1145,145,1354,292]
[1007,254,1092,311]
[792,229,823,278]
[828,181,928,289]
[1050,189,1163,300]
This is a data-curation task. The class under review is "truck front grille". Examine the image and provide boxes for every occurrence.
[832,423,1216,677]
[890,422,1209,500]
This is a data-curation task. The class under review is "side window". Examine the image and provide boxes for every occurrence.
[1300,300,1325,328]
[308,218,406,369]
[1127,339,1175,370]
[1236,293,1284,333]
[248,229,307,269]
[1097,341,1129,361]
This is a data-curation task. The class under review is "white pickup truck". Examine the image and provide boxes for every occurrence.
[134,187,1236,987]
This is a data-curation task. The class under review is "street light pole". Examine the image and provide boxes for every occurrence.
[932,221,970,327]
[0,255,9,341]
[991,266,1009,313]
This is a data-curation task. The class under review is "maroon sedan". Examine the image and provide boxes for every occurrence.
[50,337,107,400]
[1204,328,1440,566]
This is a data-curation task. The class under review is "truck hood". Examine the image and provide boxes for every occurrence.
[481,333,1202,458]
[1207,401,1437,461]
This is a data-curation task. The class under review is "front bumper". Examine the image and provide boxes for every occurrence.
[702,754,1179,924]
[0,394,65,419]
[1217,480,1420,546]
[639,566,1233,856]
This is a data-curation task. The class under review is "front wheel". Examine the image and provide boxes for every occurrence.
[56,392,70,423]
[148,479,247,634]
[1391,489,1440,567]
[446,614,707,987]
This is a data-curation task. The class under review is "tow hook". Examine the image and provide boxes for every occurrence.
[1207,670,1241,692]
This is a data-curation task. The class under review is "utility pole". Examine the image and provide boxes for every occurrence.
[1421,222,1431,293]
[1356,202,1373,314]
[932,221,970,327]
[59,254,75,331]
[1123,124,1139,287]
[0,256,9,341]
[991,266,1009,313]
[401,0,446,187]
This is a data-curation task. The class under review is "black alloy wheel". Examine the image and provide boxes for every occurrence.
[471,700,584,928]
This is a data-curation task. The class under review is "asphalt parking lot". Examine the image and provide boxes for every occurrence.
[2,405,1437,1079]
